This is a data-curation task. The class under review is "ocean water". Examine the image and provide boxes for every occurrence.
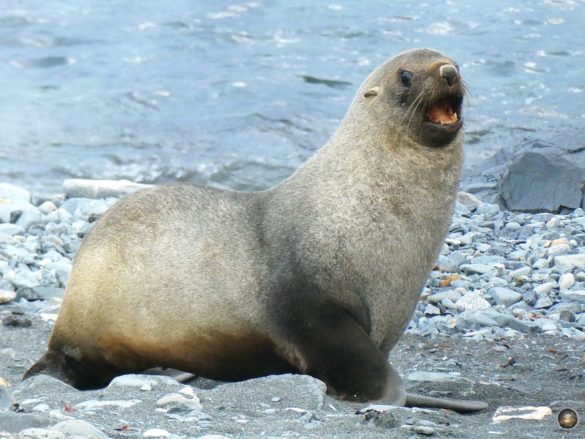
[1,0,584,196]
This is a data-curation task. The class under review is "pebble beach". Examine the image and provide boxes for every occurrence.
[1,180,584,438]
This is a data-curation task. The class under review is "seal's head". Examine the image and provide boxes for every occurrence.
[359,48,465,147]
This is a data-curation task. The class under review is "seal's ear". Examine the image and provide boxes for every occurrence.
[364,86,379,98]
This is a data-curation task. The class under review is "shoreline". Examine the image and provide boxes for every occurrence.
[1,179,585,438]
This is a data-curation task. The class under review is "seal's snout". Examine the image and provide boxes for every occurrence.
[439,64,458,87]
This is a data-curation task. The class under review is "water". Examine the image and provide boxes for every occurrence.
[1,0,584,196]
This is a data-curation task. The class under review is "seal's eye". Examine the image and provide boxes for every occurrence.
[399,70,413,87]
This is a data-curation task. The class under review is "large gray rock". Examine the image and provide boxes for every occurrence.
[499,143,585,212]
[462,132,585,213]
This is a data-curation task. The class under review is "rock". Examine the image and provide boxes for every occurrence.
[15,206,43,230]
[423,304,441,316]
[0,412,51,433]
[457,191,483,209]
[456,310,503,330]
[107,374,180,389]
[206,374,326,412]
[17,428,65,438]
[0,387,12,410]
[75,399,142,410]
[0,183,31,204]
[50,419,110,439]
[561,290,585,304]
[507,318,540,334]
[533,282,555,295]
[16,287,63,302]
[559,309,576,322]
[0,290,16,304]
[459,264,497,275]
[63,179,151,199]
[413,425,436,436]
[504,221,521,231]
[2,314,32,327]
[534,296,554,309]
[555,254,585,269]
[406,371,463,383]
[0,224,24,236]
[493,405,553,422]
[559,273,575,291]
[488,287,523,307]
[499,143,585,212]
[156,392,201,409]
[38,201,57,214]
[143,429,171,438]
[455,292,491,311]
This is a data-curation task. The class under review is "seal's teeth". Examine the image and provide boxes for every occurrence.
[426,99,459,125]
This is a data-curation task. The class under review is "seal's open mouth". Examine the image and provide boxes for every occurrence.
[425,96,462,126]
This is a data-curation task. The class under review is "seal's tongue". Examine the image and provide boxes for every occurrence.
[426,98,458,124]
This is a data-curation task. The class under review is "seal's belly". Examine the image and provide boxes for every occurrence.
[97,330,296,381]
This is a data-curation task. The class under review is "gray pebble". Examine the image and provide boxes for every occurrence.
[488,287,523,307]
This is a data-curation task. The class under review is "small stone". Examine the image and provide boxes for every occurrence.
[545,217,562,228]
[0,224,24,236]
[455,292,491,311]
[75,399,142,410]
[504,221,521,231]
[406,371,463,383]
[413,425,436,436]
[423,304,441,316]
[144,428,171,438]
[460,264,497,275]
[532,258,549,270]
[488,287,523,307]
[559,310,575,322]
[561,290,585,304]
[534,296,553,309]
[15,206,43,230]
[2,315,32,327]
[0,387,12,410]
[522,290,537,306]
[156,392,201,409]
[533,282,555,295]
[38,201,58,214]
[50,420,109,439]
[559,273,575,291]
[456,310,502,330]
[555,254,585,269]
[0,290,16,304]
[17,429,65,439]
[548,244,571,256]
[441,297,458,310]
[457,191,483,209]
[107,374,180,389]
[33,403,50,412]
[507,318,540,334]
[493,406,552,422]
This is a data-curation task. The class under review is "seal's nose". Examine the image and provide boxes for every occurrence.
[439,64,458,87]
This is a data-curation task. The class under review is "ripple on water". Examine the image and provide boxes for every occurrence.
[0,0,584,194]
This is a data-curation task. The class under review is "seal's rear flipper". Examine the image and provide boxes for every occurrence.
[406,393,488,413]
[23,349,114,390]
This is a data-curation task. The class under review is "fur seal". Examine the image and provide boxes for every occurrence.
[25,48,487,412]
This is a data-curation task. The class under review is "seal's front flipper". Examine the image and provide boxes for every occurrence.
[277,302,406,405]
